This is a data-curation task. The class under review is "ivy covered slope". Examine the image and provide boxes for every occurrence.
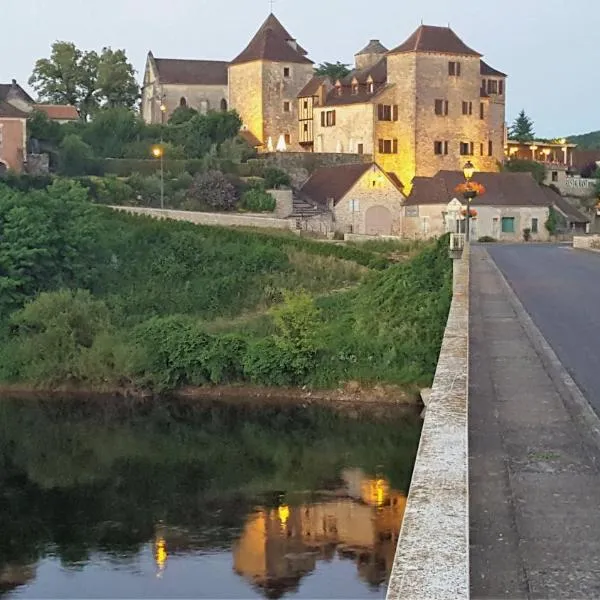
[0,180,452,392]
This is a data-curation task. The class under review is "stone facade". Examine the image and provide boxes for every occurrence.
[228,61,264,143]
[313,103,375,154]
[332,168,405,235]
[0,117,26,172]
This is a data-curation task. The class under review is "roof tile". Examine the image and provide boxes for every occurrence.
[154,58,228,85]
[389,25,481,57]
[300,163,373,206]
[34,104,79,121]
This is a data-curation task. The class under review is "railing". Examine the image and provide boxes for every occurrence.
[450,232,466,251]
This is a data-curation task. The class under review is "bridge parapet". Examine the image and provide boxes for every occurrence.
[387,246,470,600]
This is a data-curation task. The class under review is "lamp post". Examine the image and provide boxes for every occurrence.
[462,160,476,242]
[152,145,164,209]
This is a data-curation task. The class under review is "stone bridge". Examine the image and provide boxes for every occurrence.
[388,241,600,599]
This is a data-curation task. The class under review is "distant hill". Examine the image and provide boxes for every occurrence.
[567,130,600,150]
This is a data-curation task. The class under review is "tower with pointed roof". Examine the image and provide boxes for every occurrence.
[228,13,314,152]
[380,24,506,189]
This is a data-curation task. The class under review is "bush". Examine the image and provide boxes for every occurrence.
[58,135,95,176]
[477,235,496,243]
[522,227,531,242]
[183,170,238,211]
[263,167,291,189]
[241,187,276,212]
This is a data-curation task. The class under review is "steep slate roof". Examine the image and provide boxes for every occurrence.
[405,171,551,207]
[300,163,373,206]
[322,58,388,106]
[231,13,312,65]
[388,25,481,57]
[0,100,28,118]
[356,39,388,55]
[541,186,590,223]
[298,76,328,98]
[153,58,229,85]
[480,60,506,77]
[34,104,79,121]
[0,81,34,103]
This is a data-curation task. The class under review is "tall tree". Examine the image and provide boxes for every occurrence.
[29,42,138,120]
[315,61,351,82]
[509,110,535,142]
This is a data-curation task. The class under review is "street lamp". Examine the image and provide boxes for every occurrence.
[152,145,164,209]
[462,160,477,242]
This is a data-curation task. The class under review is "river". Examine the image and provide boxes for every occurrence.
[0,396,421,599]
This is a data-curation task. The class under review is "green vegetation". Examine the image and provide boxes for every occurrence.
[315,61,352,81]
[0,180,451,392]
[509,109,535,142]
[567,130,600,150]
[545,205,559,235]
[477,236,497,243]
[503,158,546,184]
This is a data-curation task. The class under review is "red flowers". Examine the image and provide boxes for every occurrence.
[461,207,478,218]
[454,181,486,196]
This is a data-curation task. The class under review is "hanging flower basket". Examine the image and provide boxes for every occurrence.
[461,207,478,219]
[454,181,486,197]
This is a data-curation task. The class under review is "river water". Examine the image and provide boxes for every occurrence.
[0,397,421,599]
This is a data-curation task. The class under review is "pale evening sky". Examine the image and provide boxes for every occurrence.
[1,0,597,137]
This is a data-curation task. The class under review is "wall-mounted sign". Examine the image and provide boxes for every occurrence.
[566,178,595,188]
[405,206,419,217]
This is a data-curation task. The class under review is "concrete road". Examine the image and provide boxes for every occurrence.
[486,243,600,409]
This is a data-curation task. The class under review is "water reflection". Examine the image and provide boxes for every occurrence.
[0,397,420,599]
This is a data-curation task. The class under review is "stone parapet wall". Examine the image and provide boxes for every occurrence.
[573,235,600,249]
[110,206,294,231]
[387,246,469,600]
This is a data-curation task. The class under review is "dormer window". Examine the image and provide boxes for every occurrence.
[335,84,342,97]
[352,83,359,95]
[368,81,374,94]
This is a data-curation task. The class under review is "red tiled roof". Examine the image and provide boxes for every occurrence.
[480,60,506,77]
[0,100,28,118]
[405,171,550,207]
[231,14,312,65]
[34,104,79,121]
[300,163,373,206]
[154,58,229,85]
[389,25,481,57]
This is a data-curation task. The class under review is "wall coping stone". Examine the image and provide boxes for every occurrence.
[386,246,470,600]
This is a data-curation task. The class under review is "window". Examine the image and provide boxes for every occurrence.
[368,82,374,94]
[283,67,290,77]
[378,139,398,154]
[303,123,308,132]
[357,143,364,155]
[434,140,448,155]
[435,99,449,116]
[421,216,430,234]
[499,80,504,95]
[480,143,484,156]
[552,171,558,182]
[501,217,515,233]
[284,133,291,145]
[487,80,498,94]
[326,110,336,126]
[303,100,308,110]
[448,61,461,76]
[480,103,485,120]
[283,101,290,112]
[462,101,472,115]
[531,218,539,234]
[352,83,359,95]
[488,140,493,156]
[335,84,342,96]
[349,199,360,212]
[377,104,398,121]
[179,96,187,107]
[220,98,228,111]
[460,142,474,156]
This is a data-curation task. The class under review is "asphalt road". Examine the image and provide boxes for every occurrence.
[486,243,600,411]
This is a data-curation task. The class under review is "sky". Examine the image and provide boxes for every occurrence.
[1,0,598,137]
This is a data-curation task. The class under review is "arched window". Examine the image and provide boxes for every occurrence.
[179,97,187,107]
[220,98,228,112]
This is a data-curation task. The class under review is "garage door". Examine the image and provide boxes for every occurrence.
[365,205,392,235]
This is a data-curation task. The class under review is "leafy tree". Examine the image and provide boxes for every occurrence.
[96,48,139,110]
[80,107,142,158]
[263,166,291,189]
[315,61,351,81]
[545,205,558,235]
[27,110,63,145]
[58,134,94,175]
[241,187,276,212]
[168,106,198,125]
[183,170,238,211]
[580,162,599,178]
[504,158,546,184]
[29,42,138,119]
[509,109,535,142]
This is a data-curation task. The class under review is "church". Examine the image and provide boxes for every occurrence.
[141,13,506,189]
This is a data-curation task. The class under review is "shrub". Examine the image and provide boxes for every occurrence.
[184,170,238,211]
[58,135,95,176]
[477,235,496,242]
[241,187,276,212]
[522,227,531,242]
[263,166,291,189]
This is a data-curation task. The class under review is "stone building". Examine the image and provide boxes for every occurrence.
[403,170,551,241]
[141,52,229,123]
[299,162,405,235]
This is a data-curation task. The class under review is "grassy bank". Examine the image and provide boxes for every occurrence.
[0,180,452,394]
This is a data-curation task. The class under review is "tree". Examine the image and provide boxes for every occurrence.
[58,134,94,175]
[29,42,138,120]
[315,61,351,81]
[168,106,198,125]
[504,158,546,184]
[545,205,558,235]
[27,109,63,146]
[80,107,142,158]
[509,109,535,142]
[184,170,238,211]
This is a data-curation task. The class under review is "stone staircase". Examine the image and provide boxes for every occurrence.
[291,196,327,217]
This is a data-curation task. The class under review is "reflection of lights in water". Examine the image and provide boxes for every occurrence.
[155,537,167,578]
[278,505,290,527]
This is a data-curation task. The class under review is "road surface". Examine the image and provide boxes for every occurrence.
[486,243,600,409]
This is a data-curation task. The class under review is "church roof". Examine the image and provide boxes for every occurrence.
[231,13,313,65]
[389,25,481,57]
[153,58,229,85]
[356,39,388,56]
[480,60,506,77]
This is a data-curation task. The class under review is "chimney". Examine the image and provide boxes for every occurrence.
[11,79,18,87]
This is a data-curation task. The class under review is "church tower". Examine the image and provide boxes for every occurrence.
[228,14,314,152]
